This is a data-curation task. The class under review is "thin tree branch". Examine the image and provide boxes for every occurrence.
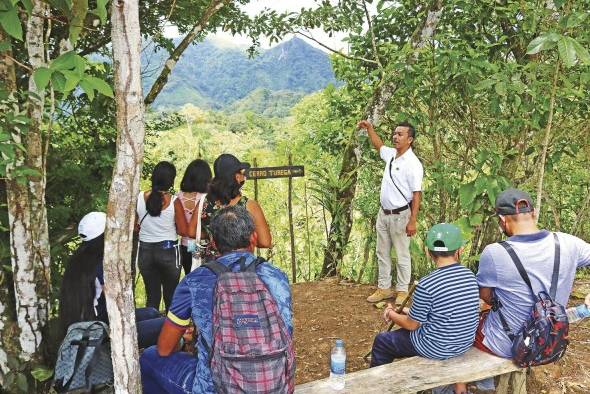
[362,0,384,72]
[144,0,230,106]
[165,0,177,21]
[295,30,377,64]
[4,54,32,72]
[78,36,111,56]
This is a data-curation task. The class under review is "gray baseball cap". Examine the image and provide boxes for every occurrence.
[495,188,534,215]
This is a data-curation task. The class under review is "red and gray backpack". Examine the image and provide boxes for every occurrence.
[203,256,295,394]
[493,233,569,368]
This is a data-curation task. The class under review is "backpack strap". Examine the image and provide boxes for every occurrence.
[549,233,560,299]
[491,293,515,341]
[83,324,110,390]
[495,233,561,341]
[242,256,266,273]
[202,260,231,276]
[495,240,534,341]
[498,240,535,300]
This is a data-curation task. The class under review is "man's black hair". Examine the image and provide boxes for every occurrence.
[397,121,416,140]
[210,205,255,254]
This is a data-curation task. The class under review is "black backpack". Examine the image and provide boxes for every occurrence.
[493,233,569,367]
[53,321,114,392]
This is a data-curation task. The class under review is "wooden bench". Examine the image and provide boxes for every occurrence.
[294,347,526,393]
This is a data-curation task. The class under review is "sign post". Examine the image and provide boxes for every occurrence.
[245,165,304,179]
[246,162,304,283]
[287,154,296,283]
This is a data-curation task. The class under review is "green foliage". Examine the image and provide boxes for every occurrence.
[30,52,114,99]
[287,0,590,280]
[30,366,53,382]
[528,33,590,67]
[2,356,53,392]
[0,0,25,40]
[69,0,88,45]
[226,88,305,117]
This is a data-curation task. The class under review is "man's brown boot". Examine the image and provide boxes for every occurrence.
[366,288,394,303]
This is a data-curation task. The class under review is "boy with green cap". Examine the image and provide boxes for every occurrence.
[370,223,479,391]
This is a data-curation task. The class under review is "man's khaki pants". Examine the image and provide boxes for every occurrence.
[376,208,411,292]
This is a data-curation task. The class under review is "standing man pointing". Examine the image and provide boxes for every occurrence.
[358,120,423,305]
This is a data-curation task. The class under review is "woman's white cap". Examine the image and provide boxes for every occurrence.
[78,212,106,241]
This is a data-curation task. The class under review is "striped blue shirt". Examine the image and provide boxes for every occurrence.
[409,263,479,360]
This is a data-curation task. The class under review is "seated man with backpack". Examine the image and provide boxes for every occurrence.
[458,188,590,390]
[140,205,294,394]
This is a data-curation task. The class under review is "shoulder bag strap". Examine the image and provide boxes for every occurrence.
[134,212,149,282]
[388,156,411,205]
[549,232,561,299]
[194,193,207,244]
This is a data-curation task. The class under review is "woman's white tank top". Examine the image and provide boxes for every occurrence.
[136,191,177,242]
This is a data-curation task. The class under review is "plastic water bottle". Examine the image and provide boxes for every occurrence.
[566,304,590,323]
[329,339,346,390]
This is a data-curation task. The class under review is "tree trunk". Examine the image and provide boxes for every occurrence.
[24,0,51,350]
[105,0,145,392]
[2,0,51,369]
[535,61,560,222]
[144,0,229,106]
[356,219,376,284]
[0,29,21,385]
[320,0,443,277]
[572,184,590,236]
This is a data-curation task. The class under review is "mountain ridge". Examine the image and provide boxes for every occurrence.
[142,37,338,111]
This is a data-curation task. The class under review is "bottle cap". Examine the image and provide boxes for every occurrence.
[335,339,344,347]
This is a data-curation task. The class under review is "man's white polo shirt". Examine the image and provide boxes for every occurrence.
[379,146,423,209]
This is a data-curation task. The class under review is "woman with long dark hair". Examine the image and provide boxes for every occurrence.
[59,212,164,348]
[175,159,212,275]
[136,161,198,311]
[196,154,271,258]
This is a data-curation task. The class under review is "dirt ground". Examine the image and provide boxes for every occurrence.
[292,278,590,393]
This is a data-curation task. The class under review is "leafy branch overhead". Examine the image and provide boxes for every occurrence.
[33,51,113,99]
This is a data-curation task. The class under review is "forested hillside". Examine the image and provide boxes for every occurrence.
[1,0,590,392]
[142,37,338,109]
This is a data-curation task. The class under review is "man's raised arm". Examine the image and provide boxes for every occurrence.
[358,120,384,151]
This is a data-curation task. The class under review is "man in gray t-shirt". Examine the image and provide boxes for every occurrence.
[476,188,590,358]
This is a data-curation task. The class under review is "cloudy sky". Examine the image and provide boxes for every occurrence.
[166,0,351,52]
